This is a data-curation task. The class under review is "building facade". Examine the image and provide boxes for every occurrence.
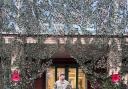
[1,34,128,89]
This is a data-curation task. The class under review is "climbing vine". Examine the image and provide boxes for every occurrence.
[0,0,128,89]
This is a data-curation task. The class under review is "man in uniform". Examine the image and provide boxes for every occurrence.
[54,72,72,89]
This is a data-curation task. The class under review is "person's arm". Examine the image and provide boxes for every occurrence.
[66,82,72,89]
[53,82,57,89]
[66,85,72,89]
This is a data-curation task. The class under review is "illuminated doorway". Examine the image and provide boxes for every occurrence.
[46,65,87,89]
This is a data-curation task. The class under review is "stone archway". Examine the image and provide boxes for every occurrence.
[34,44,89,89]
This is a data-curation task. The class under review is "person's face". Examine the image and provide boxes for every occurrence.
[60,74,65,80]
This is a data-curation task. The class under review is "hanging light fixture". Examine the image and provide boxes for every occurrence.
[111,73,121,84]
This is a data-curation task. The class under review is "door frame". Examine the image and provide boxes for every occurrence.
[45,63,87,89]
[54,64,79,89]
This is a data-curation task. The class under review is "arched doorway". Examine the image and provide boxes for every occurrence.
[47,58,87,89]
[34,45,88,89]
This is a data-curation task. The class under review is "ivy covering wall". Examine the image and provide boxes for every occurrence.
[0,0,128,89]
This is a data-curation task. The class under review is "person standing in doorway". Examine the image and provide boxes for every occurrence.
[53,72,72,89]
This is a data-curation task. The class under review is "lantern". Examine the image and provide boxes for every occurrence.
[111,73,121,83]
[11,70,21,81]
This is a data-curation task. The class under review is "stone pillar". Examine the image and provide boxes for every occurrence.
[0,58,3,89]
[108,38,122,75]
[0,0,3,87]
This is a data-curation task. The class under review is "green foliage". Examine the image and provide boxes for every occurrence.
[0,0,128,88]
